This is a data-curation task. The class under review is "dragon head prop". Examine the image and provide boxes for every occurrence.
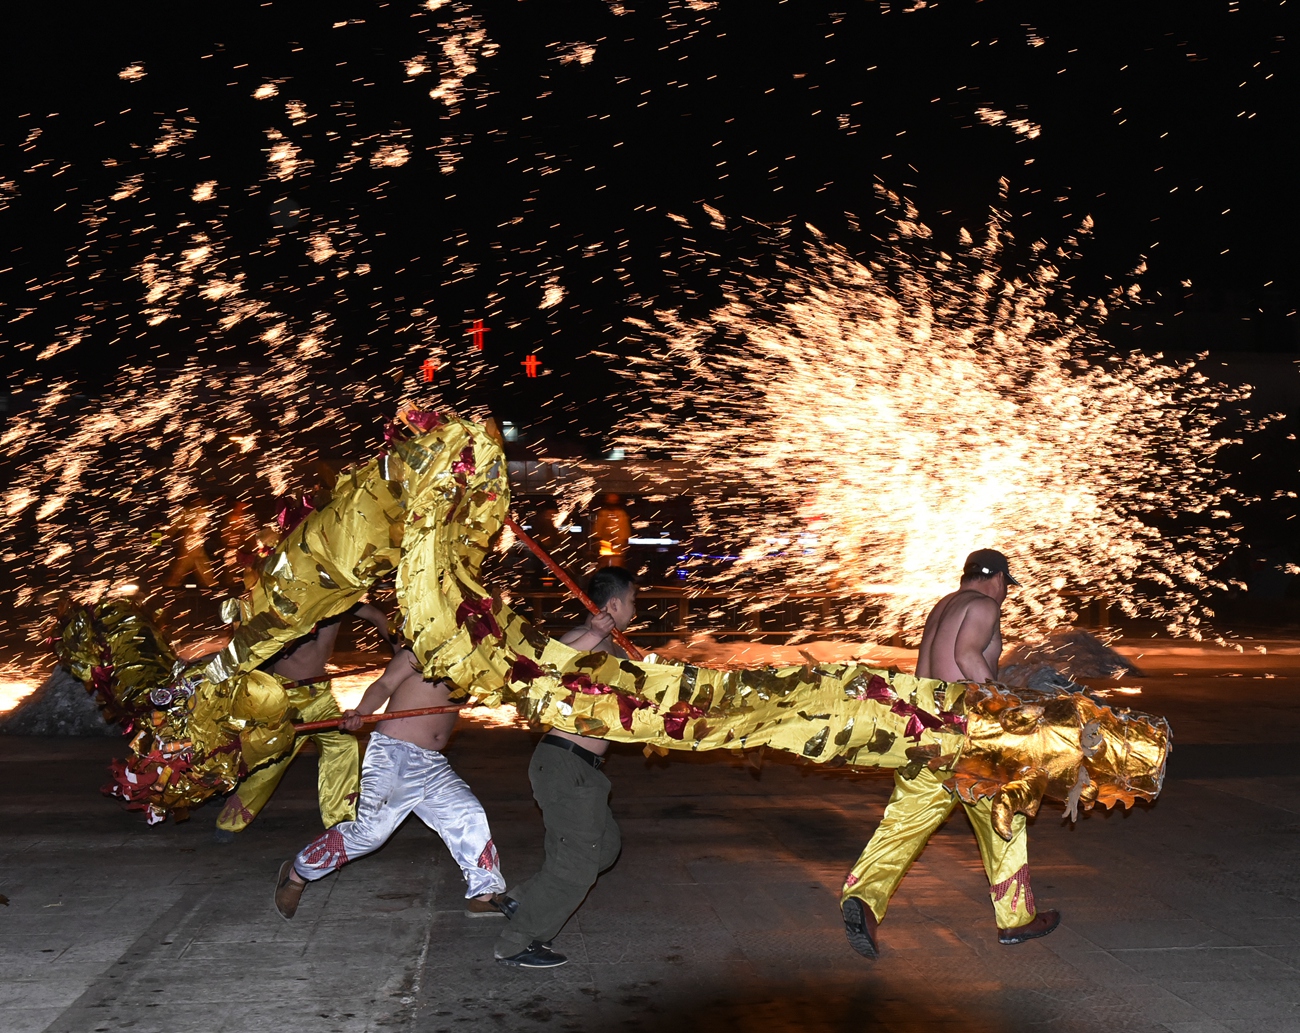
[951,683,1170,839]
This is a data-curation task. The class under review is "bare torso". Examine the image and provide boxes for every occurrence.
[269,604,392,683]
[271,620,343,683]
[372,651,459,751]
[915,588,1002,683]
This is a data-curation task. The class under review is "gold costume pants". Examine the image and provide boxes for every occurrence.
[841,767,1036,930]
[215,680,360,833]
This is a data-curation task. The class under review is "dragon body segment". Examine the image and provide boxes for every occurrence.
[55,411,1169,830]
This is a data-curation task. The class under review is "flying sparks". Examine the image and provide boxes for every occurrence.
[619,195,1252,640]
[1,0,1290,665]
[0,97,488,626]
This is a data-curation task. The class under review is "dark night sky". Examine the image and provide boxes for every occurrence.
[1,0,1296,445]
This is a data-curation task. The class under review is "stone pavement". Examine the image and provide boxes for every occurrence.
[4,661,1300,1033]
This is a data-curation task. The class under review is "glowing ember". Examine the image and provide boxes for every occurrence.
[553,42,597,66]
[0,667,42,714]
[370,144,411,169]
[538,277,566,310]
[975,107,1042,139]
[424,11,497,113]
[620,194,1253,640]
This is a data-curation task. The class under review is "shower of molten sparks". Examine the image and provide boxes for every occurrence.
[0,667,42,714]
[0,32,495,623]
[620,194,1250,641]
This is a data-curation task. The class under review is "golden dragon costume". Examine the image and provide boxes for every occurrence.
[54,409,1170,865]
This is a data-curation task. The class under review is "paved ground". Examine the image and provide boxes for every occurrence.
[4,653,1300,1033]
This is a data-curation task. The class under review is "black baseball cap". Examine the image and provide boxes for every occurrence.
[963,549,1020,586]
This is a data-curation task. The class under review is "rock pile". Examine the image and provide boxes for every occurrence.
[0,665,120,736]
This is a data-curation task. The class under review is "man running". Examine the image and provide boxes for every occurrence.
[493,567,637,968]
[841,549,1060,957]
[273,647,506,919]
[214,602,394,841]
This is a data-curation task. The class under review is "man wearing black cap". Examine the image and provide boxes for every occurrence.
[840,549,1060,959]
[914,549,1019,684]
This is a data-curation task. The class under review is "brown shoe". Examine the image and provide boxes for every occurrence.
[274,860,305,920]
[999,908,1060,945]
[843,897,879,959]
[464,894,508,919]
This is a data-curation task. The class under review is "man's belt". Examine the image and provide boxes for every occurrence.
[540,734,605,770]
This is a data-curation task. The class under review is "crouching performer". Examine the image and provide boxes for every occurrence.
[216,603,394,841]
[273,647,507,920]
[841,550,1061,957]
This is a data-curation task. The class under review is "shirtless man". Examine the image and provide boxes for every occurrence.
[492,566,637,968]
[214,602,394,840]
[915,551,1006,683]
[840,550,1060,958]
[274,647,507,919]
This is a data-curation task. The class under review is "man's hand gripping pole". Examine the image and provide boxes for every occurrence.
[293,705,463,734]
[298,514,642,735]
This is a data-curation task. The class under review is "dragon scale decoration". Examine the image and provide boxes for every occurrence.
[55,410,1170,832]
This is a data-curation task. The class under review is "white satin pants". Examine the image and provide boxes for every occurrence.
[293,732,505,899]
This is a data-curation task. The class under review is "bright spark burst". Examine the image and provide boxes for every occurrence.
[553,42,598,66]
[0,666,42,713]
[620,194,1251,641]
[265,129,307,180]
[538,276,566,309]
[425,9,497,113]
[370,143,411,169]
[975,107,1042,139]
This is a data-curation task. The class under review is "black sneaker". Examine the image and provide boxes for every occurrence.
[842,897,879,959]
[496,895,519,919]
[495,941,567,968]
